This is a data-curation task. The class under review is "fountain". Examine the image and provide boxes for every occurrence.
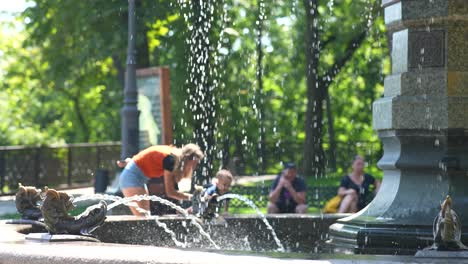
[1,184,465,263]
[87,192,334,252]
[328,0,468,255]
[4,185,338,253]
[2,0,468,263]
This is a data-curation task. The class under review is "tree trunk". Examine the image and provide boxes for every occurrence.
[136,0,150,68]
[302,0,325,178]
[326,92,337,171]
[73,96,90,142]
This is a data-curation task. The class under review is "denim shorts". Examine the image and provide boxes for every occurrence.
[119,160,148,189]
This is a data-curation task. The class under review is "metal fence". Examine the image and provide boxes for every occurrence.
[0,140,381,197]
[0,142,120,195]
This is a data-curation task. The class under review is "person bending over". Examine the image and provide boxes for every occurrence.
[118,144,204,216]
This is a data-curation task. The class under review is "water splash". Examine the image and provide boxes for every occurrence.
[106,195,219,249]
[130,203,188,248]
[72,194,122,204]
[73,194,186,248]
[217,193,285,252]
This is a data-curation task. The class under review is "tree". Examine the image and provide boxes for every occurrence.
[301,0,382,177]
[1,0,388,179]
[302,0,323,177]
[17,0,178,143]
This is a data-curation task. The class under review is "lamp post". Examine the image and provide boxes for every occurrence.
[121,0,140,160]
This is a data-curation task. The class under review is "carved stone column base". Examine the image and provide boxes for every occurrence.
[328,129,468,255]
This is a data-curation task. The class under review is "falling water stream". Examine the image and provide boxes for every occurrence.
[73,194,217,249]
[217,193,285,252]
[73,193,285,252]
[105,195,219,249]
[73,194,186,247]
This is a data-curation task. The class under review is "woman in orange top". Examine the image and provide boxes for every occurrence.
[117,143,204,216]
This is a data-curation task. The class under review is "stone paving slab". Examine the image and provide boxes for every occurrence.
[2,239,468,264]
[415,249,468,258]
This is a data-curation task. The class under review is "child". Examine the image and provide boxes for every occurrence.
[205,169,233,213]
[192,169,233,218]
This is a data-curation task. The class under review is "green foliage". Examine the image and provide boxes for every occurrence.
[0,213,20,220]
[0,21,59,145]
[1,0,389,178]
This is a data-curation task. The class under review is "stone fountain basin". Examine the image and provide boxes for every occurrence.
[93,214,344,252]
[0,214,341,264]
[7,214,344,252]
[0,214,457,264]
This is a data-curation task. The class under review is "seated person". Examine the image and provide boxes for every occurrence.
[267,162,307,214]
[337,155,380,213]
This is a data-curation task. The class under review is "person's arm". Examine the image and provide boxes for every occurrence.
[163,170,192,201]
[374,179,381,194]
[116,158,132,168]
[337,187,356,196]
[223,201,229,214]
[268,178,284,203]
[282,181,306,204]
[337,176,356,196]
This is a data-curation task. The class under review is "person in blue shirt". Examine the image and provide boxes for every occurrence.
[191,169,233,218]
[267,162,307,214]
[204,169,233,199]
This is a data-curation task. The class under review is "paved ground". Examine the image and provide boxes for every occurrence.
[1,222,468,264]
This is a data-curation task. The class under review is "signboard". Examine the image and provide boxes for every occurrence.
[136,67,172,149]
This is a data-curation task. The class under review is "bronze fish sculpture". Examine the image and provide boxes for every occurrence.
[15,183,42,220]
[432,195,468,250]
[40,188,107,236]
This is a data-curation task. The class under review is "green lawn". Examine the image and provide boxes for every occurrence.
[0,213,20,220]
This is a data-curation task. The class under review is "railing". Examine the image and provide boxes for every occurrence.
[0,142,120,195]
[0,140,381,196]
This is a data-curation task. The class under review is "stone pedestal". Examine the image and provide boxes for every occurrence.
[328,0,468,255]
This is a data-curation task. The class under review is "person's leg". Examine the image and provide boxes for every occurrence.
[338,192,358,213]
[267,202,280,213]
[295,204,308,214]
[121,187,149,216]
[119,160,149,216]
